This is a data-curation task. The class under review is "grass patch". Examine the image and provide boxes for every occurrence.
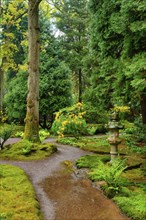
[0,140,57,161]
[0,164,43,220]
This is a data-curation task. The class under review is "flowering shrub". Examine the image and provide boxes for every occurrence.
[51,103,88,137]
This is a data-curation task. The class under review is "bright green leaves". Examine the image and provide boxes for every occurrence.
[1,0,27,72]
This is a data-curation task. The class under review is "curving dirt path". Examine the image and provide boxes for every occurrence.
[0,138,130,220]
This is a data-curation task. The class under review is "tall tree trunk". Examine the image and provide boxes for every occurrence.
[78,68,82,103]
[0,0,3,121]
[24,0,42,142]
[0,65,4,118]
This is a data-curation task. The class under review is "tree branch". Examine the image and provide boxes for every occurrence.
[14,9,27,22]
[45,0,63,12]
[32,0,42,12]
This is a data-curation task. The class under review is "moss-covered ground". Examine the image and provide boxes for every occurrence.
[0,140,57,161]
[0,164,43,220]
[0,123,146,220]
[58,135,146,220]
[0,123,58,218]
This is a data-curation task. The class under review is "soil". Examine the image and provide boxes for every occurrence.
[0,138,130,220]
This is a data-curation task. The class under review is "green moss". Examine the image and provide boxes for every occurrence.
[0,164,43,220]
[76,155,110,168]
[124,155,144,167]
[24,115,40,143]
[0,140,57,161]
[122,168,145,182]
[113,192,146,220]
[58,136,111,153]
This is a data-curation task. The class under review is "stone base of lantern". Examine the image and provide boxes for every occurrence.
[110,144,118,162]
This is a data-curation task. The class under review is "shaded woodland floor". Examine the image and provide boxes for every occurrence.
[0,138,130,220]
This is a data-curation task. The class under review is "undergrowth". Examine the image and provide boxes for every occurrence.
[88,159,128,198]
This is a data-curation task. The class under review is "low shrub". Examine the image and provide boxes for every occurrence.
[15,131,24,138]
[39,129,50,141]
[0,125,13,149]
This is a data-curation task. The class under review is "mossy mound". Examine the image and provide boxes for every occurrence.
[0,164,43,220]
[76,155,110,168]
[123,154,144,168]
[58,136,110,153]
[0,140,57,160]
[58,136,129,155]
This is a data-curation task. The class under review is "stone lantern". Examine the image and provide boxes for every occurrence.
[107,111,123,162]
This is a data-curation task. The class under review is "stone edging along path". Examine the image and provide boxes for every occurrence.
[0,138,130,220]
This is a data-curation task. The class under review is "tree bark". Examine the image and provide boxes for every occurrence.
[78,68,82,103]
[0,65,4,118]
[24,0,42,142]
[0,0,4,120]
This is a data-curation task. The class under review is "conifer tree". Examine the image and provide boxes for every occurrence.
[52,0,89,102]
[88,0,146,123]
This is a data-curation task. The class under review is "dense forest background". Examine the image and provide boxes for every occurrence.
[0,0,146,130]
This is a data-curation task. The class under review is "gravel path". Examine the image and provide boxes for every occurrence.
[0,138,130,220]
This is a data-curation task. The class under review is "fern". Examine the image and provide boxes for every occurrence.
[89,159,127,197]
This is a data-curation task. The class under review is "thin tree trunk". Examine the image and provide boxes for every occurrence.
[78,68,82,103]
[24,0,42,142]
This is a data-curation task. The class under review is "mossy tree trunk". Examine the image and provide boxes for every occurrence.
[0,0,4,120]
[0,65,4,118]
[24,0,42,142]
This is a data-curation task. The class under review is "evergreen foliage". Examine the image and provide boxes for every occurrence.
[87,0,146,122]
[39,25,73,127]
[4,71,27,122]
[52,0,89,102]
